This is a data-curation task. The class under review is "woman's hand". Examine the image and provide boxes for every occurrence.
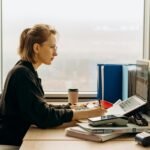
[87,107,107,118]
[72,106,107,121]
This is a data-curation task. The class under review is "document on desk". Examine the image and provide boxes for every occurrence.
[105,99,123,115]
[77,123,150,134]
[65,126,123,142]
[105,96,146,116]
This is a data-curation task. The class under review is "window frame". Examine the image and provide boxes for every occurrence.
[0,0,2,93]
[143,0,150,59]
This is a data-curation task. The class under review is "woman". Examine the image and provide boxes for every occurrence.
[0,24,106,146]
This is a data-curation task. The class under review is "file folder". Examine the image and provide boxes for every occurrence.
[122,64,136,100]
[97,64,122,103]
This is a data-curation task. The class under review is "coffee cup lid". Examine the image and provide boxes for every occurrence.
[68,89,78,92]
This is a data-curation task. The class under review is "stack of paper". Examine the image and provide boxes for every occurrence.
[65,126,123,142]
[77,122,150,134]
[65,115,150,142]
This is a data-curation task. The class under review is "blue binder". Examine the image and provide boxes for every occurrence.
[97,64,103,101]
[97,64,123,103]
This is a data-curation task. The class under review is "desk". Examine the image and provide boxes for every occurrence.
[19,102,149,150]
[23,121,79,141]
[19,123,148,150]
[20,140,149,150]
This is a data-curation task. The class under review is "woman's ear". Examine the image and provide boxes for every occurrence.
[33,43,40,54]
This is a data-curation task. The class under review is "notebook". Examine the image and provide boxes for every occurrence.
[106,60,150,116]
[77,122,150,134]
[65,126,123,142]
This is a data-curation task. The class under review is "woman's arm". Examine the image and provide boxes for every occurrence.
[48,103,71,109]
[14,69,73,128]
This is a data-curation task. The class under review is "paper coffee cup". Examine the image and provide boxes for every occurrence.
[68,89,78,105]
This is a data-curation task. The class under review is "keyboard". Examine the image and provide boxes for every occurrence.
[74,102,99,110]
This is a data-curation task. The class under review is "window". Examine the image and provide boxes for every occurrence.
[1,0,145,94]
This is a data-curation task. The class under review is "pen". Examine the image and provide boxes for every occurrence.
[99,99,104,108]
[98,99,101,106]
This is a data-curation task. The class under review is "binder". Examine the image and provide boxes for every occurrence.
[136,60,150,114]
[122,64,136,100]
[97,64,123,103]
[122,65,128,100]
[97,64,103,100]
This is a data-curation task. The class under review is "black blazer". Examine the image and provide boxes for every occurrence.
[0,60,73,146]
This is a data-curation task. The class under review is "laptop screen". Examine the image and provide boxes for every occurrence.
[135,60,149,101]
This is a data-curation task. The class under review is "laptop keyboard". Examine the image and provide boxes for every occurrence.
[119,97,142,112]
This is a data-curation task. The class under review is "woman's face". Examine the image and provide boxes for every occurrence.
[36,34,58,65]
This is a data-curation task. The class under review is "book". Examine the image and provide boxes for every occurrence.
[97,64,123,103]
[77,122,150,134]
[65,126,123,142]
[128,65,136,98]
[122,64,136,100]
[88,115,128,127]
[97,64,103,100]
[135,60,150,115]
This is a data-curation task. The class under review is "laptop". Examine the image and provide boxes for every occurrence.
[106,60,150,116]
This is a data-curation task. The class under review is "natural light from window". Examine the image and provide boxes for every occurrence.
[2,0,144,92]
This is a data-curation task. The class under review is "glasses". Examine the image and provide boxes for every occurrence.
[41,43,57,50]
[50,45,57,50]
